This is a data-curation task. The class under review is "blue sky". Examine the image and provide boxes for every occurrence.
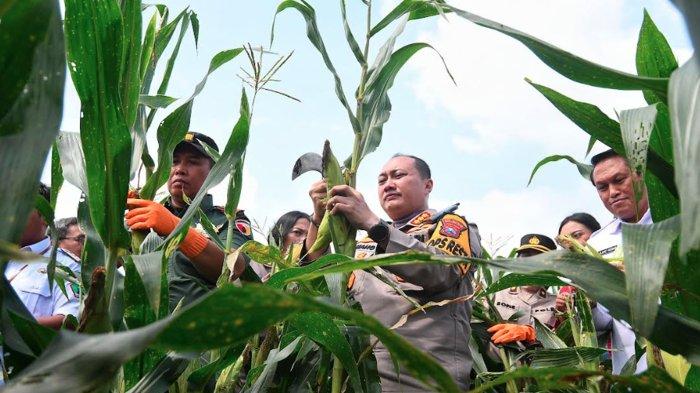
[49,0,692,255]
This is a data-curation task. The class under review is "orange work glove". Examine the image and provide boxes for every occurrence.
[487,323,536,345]
[125,198,208,258]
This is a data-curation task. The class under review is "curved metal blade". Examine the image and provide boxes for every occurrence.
[292,152,323,180]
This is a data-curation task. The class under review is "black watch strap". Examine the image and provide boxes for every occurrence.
[368,220,390,243]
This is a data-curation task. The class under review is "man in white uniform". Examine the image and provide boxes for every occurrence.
[586,149,650,374]
[4,184,80,330]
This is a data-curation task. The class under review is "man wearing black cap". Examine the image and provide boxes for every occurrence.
[487,234,558,345]
[125,132,253,310]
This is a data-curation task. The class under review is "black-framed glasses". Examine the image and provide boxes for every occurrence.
[61,235,86,243]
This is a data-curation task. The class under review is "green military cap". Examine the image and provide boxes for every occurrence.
[175,131,219,160]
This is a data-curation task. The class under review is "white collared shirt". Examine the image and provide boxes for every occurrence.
[5,237,81,319]
[588,209,653,257]
[588,209,652,375]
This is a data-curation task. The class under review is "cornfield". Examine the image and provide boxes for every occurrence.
[0,0,698,392]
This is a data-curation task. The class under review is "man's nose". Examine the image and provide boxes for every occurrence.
[173,162,186,174]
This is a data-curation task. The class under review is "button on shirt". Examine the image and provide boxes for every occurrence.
[5,237,81,319]
[587,209,652,375]
[493,286,557,328]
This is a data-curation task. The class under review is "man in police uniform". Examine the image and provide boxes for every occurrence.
[125,132,253,310]
[4,184,81,329]
[586,149,651,374]
[488,234,558,346]
[305,154,481,392]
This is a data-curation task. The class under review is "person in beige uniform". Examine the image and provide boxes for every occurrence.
[305,154,481,392]
[488,234,557,345]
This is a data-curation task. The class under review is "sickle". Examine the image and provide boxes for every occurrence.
[291,152,323,180]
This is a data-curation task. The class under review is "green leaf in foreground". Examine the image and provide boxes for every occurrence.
[527,154,592,186]
[635,9,678,105]
[65,0,132,250]
[623,216,680,336]
[5,284,459,393]
[0,0,64,245]
[669,56,700,256]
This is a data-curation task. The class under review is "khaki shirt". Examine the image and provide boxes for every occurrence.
[493,286,557,328]
[350,209,481,392]
[165,194,253,311]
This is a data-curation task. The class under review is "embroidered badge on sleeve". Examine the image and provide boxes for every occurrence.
[427,213,472,274]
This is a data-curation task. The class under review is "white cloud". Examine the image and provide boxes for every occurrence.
[405,0,690,155]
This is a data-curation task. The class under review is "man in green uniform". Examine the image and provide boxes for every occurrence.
[488,234,557,345]
[125,132,253,310]
[305,154,481,392]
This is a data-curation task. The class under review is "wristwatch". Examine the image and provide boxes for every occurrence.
[367,219,390,243]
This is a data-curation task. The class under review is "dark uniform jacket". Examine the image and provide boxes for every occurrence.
[164,194,252,311]
[350,209,481,392]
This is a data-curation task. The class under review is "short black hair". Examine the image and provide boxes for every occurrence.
[558,212,601,235]
[268,210,311,248]
[589,149,625,184]
[38,182,50,203]
[392,154,431,179]
[56,217,79,239]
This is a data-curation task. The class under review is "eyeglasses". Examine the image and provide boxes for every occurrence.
[61,235,86,243]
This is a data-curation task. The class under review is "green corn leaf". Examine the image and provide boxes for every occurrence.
[120,0,143,130]
[272,0,361,134]
[4,284,460,393]
[669,56,700,256]
[76,197,106,288]
[370,0,448,37]
[50,143,63,211]
[187,345,245,390]
[635,10,678,105]
[523,347,606,368]
[527,80,678,198]
[446,5,669,96]
[340,0,365,65]
[0,0,64,245]
[196,208,227,250]
[470,366,690,393]
[480,273,566,295]
[322,141,356,256]
[139,48,244,200]
[126,352,192,393]
[623,216,680,336]
[240,241,284,266]
[527,154,592,186]
[360,42,453,163]
[267,250,700,363]
[139,94,178,109]
[290,312,363,392]
[122,256,164,390]
[65,0,132,250]
[139,12,157,83]
[7,311,57,359]
[55,132,88,193]
[248,336,303,392]
[163,89,250,245]
[225,158,244,219]
[189,11,199,49]
[533,319,567,349]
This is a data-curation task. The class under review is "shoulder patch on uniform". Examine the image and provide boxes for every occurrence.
[235,219,252,237]
[426,213,472,274]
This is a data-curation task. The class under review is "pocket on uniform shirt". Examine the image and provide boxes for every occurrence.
[17,279,52,314]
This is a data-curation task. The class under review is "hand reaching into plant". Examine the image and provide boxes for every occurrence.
[488,323,536,344]
[326,185,380,231]
[125,198,208,258]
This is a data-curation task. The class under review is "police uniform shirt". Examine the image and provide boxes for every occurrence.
[588,209,652,258]
[4,237,81,319]
[492,286,557,328]
[587,208,652,375]
[164,194,253,311]
[350,209,481,392]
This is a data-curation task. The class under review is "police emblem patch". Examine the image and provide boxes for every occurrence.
[528,236,540,245]
[439,218,467,238]
[235,219,252,236]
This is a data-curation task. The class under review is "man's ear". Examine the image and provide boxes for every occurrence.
[424,179,433,195]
